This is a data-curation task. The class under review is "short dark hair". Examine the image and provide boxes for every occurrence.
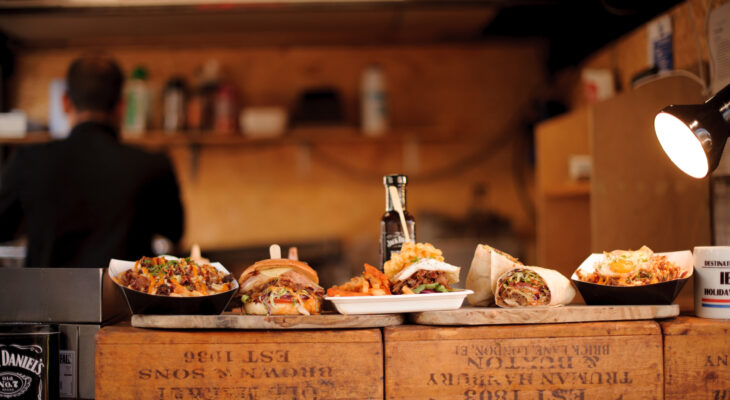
[66,54,124,113]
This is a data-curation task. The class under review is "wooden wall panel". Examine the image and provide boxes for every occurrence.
[591,75,709,253]
[12,44,544,137]
[535,107,591,191]
[10,44,547,271]
[535,107,591,278]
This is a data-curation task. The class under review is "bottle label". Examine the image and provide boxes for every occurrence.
[0,344,44,399]
[385,232,407,250]
[59,350,75,398]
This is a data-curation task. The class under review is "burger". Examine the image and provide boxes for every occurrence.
[237,258,324,315]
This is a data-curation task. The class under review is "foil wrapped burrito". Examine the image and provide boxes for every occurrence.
[465,244,522,306]
[492,265,575,307]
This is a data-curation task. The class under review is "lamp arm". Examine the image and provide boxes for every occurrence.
[707,84,730,122]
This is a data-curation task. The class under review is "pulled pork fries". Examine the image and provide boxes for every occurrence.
[116,256,234,296]
[576,246,688,286]
[496,269,550,306]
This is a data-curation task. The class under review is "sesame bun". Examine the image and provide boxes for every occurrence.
[238,258,319,286]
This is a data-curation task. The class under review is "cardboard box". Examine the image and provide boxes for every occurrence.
[385,321,663,399]
[662,316,730,400]
[96,325,383,399]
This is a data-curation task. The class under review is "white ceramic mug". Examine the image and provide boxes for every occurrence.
[694,246,730,319]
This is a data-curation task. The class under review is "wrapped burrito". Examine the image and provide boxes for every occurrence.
[493,266,575,307]
[465,244,522,306]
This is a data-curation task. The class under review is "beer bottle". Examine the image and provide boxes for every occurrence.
[380,174,416,269]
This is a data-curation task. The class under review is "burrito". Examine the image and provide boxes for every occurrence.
[494,266,575,307]
[465,244,522,306]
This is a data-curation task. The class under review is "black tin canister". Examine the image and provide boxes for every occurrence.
[0,323,59,400]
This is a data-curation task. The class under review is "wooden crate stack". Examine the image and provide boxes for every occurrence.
[95,317,730,399]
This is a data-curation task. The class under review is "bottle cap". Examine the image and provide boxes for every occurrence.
[131,66,148,80]
[383,174,407,186]
[165,77,186,90]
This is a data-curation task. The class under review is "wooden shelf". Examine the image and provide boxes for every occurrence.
[0,134,54,145]
[0,1,495,48]
[0,126,452,147]
[542,182,591,199]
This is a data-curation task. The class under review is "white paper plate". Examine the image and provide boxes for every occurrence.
[326,290,473,315]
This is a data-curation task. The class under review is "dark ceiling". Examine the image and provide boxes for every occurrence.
[482,0,684,71]
[0,0,685,74]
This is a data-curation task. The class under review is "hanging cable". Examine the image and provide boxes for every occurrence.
[310,128,518,184]
[706,0,717,93]
[687,0,709,96]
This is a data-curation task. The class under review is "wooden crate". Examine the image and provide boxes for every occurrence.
[96,325,383,400]
[662,316,730,400]
[384,321,663,400]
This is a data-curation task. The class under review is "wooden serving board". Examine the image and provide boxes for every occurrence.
[409,304,679,325]
[131,311,404,330]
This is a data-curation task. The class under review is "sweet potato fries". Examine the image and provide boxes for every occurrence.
[327,264,392,296]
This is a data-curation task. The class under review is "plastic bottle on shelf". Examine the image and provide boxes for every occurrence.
[186,61,221,133]
[199,60,221,132]
[162,77,186,133]
[186,71,203,132]
[360,63,388,136]
[213,84,237,135]
[123,66,150,136]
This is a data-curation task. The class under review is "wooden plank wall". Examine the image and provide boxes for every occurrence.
[535,107,591,277]
[9,43,547,278]
[591,76,709,252]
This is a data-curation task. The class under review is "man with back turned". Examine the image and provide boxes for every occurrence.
[0,53,184,267]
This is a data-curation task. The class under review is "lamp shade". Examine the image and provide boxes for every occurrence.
[654,84,730,178]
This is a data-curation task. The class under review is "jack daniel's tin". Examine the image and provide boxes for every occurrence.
[694,246,730,319]
[0,324,59,400]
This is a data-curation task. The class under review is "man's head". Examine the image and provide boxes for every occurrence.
[63,53,124,126]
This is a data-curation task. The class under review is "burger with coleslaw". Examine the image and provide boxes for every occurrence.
[237,258,324,315]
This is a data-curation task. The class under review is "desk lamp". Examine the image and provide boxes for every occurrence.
[654,84,730,178]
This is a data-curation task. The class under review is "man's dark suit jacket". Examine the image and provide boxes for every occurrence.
[0,121,184,268]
